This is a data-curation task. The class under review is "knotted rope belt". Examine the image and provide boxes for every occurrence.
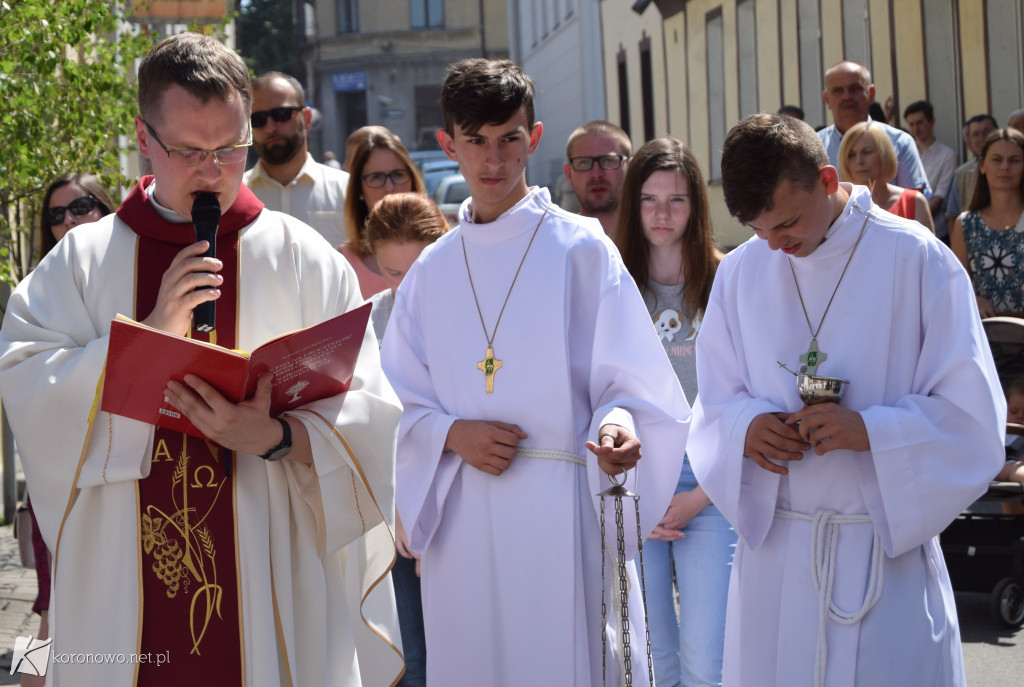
[515,447,586,465]
[775,508,884,687]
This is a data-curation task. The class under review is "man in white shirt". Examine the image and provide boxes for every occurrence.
[243,72,350,246]
[904,100,957,240]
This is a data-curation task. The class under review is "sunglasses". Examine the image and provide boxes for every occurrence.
[250,106,304,128]
[48,195,101,226]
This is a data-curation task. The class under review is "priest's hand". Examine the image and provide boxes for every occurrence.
[744,412,810,475]
[164,372,313,464]
[141,241,223,337]
[586,424,642,476]
[445,419,527,476]
[787,404,870,455]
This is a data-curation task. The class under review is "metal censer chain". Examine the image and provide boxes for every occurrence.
[599,469,654,686]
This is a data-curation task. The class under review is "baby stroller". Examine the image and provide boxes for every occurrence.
[939,317,1024,628]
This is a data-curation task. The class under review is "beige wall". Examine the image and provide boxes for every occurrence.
[958,0,988,117]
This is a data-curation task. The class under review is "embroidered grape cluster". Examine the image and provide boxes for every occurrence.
[151,537,184,598]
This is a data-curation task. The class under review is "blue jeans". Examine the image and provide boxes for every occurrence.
[641,468,736,687]
[393,554,426,686]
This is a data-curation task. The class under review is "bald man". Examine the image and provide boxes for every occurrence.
[817,61,930,195]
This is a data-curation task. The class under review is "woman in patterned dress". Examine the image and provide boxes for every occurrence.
[951,128,1024,317]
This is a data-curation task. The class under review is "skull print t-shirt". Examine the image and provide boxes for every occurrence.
[643,279,700,403]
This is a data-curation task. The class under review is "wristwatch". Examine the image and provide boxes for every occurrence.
[260,417,292,462]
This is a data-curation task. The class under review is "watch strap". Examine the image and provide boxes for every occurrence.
[260,417,292,461]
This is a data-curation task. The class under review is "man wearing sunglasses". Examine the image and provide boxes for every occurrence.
[0,33,402,687]
[243,71,351,247]
[563,120,632,239]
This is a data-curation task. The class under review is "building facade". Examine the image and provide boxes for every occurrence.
[507,1,609,192]
[305,0,509,157]
[598,0,1024,248]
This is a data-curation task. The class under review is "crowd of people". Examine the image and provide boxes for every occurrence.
[1,34,1021,687]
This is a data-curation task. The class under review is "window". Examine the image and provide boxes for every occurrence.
[707,8,725,181]
[337,0,358,34]
[841,0,869,67]
[617,49,631,140]
[796,0,823,127]
[987,0,1024,122]
[737,0,758,118]
[411,0,444,29]
[640,38,655,143]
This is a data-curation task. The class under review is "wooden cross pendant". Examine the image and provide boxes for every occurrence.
[477,345,503,393]
[799,338,827,376]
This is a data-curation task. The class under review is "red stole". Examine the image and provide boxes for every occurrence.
[119,178,263,685]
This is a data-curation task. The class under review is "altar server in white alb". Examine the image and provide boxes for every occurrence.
[688,113,1006,687]
[380,57,690,686]
[0,33,402,687]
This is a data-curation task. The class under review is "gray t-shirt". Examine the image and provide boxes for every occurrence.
[368,288,394,347]
[641,279,700,404]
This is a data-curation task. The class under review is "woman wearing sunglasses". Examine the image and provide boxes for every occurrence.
[341,127,427,298]
[40,172,115,256]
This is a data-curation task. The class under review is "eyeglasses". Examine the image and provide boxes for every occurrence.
[142,119,251,167]
[47,195,101,225]
[250,106,304,128]
[362,169,413,188]
[568,154,629,172]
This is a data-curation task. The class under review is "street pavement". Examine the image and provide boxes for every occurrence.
[0,524,43,685]
[0,522,1017,685]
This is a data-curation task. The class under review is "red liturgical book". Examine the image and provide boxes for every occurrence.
[100,303,371,439]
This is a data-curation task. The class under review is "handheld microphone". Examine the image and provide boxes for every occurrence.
[191,193,221,333]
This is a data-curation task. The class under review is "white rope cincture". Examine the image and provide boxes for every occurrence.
[514,447,586,465]
[775,508,884,687]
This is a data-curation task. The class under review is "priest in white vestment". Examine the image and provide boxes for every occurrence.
[380,58,690,686]
[0,34,402,686]
[688,114,1006,687]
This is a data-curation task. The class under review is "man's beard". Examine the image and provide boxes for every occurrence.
[580,189,618,215]
[256,132,304,165]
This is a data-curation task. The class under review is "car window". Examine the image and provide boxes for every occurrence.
[444,181,470,204]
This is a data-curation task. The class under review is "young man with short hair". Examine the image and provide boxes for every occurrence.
[689,113,1005,687]
[381,58,689,686]
[0,33,401,686]
[946,114,999,223]
[904,100,957,240]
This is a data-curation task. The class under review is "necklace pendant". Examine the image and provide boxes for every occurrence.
[477,345,503,393]
[799,338,828,376]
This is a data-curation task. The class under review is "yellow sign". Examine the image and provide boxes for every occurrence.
[132,0,228,19]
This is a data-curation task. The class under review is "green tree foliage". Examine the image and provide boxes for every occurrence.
[237,0,300,79]
[0,1,156,284]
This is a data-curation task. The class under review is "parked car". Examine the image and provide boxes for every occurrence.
[409,149,451,174]
[422,163,461,195]
[432,173,470,226]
